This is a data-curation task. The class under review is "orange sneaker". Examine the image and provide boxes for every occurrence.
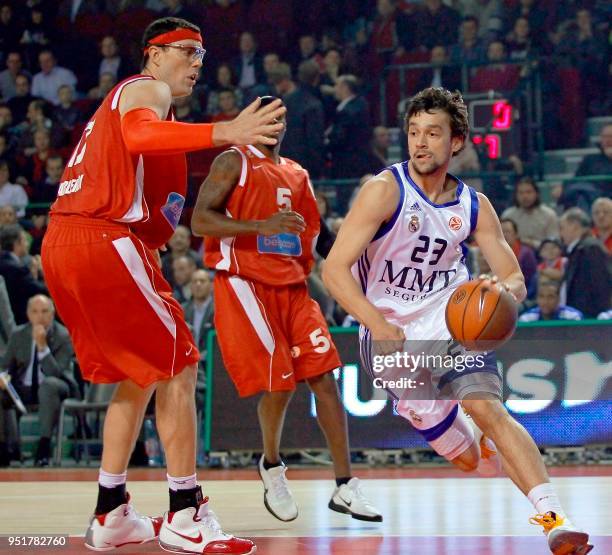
[530,512,593,554]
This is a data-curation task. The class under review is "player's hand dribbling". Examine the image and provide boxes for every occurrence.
[478,274,518,302]
[371,320,406,356]
[218,98,286,146]
[257,210,306,235]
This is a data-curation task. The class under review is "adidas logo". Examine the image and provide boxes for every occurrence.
[409,202,422,212]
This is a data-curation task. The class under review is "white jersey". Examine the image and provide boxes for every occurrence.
[353,160,479,324]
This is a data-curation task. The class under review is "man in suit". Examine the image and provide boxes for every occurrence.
[0,275,15,358]
[182,270,214,412]
[233,32,265,93]
[0,224,48,324]
[0,294,76,466]
[327,75,371,183]
[560,208,611,318]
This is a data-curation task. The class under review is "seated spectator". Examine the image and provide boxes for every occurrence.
[232,32,265,92]
[161,224,201,286]
[172,255,196,304]
[271,61,325,178]
[415,0,461,49]
[19,128,61,185]
[315,191,334,229]
[501,177,559,249]
[0,294,76,467]
[519,280,583,322]
[205,64,243,117]
[319,48,343,121]
[0,52,30,101]
[365,126,390,174]
[0,130,17,177]
[15,99,64,152]
[537,239,566,283]
[572,123,612,195]
[592,197,612,254]
[504,0,547,37]
[0,273,14,357]
[559,208,611,318]
[160,0,196,20]
[31,50,77,106]
[173,95,204,123]
[53,84,82,135]
[370,0,414,58]
[0,224,47,324]
[327,75,371,182]
[501,218,537,294]
[470,41,520,93]
[0,205,17,228]
[87,71,116,100]
[97,35,131,85]
[0,161,28,218]
[19,7,53,66]
[181,269,214,378]
[6,74,37,124]
[210,89,240,122]
[505,16,538,61]
[461,0,504,41]
[31,154,62,205]
[243,52,282,103]
[416,45,461,93]
[449,16,485,64]
[292,34,323,72]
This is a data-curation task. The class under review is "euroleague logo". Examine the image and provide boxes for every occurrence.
[449,216,463,231]
[453,289,467,304]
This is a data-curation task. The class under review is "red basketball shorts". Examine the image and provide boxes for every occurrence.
[41,215,199,388]
[214,272,341,397]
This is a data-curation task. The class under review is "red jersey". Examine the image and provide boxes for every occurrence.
[204,145,320,286]
[50,75,187,249]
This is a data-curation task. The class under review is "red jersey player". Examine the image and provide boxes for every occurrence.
[192,96,382,524]
[42,17,284,555]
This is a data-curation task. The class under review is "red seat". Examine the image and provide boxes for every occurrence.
[114,9,157,41]
[74,13,113,41]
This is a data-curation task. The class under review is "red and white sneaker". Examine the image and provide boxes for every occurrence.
[84,495,162,551]
[159,494,256,554]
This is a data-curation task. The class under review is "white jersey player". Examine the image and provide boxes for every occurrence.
[323,88,592,555]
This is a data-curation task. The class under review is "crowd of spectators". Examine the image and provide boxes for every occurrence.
[0,0,610,466]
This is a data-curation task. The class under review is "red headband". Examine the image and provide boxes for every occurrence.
[144,28,203,54]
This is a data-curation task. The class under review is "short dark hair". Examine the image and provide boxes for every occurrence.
[141,17,201,69]
[463,15,479,26]
[337,74,359,95]
[500,218,518,233]
[513,176,541,207]
[0,224,24,251]
[404,87,469,154]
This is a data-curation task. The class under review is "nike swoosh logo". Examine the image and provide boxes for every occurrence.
[186,345,193,356]
[281,372,293,379]
[253,164,263,169]
[169,529,203,544]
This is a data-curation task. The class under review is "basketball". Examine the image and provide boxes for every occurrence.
[445,279,518,350]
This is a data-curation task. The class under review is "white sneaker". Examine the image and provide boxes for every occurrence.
[84,495,161,551]
[328,477,383,522]
[530,512,593,554]
[257,455,298,522]
[159,492,256,554]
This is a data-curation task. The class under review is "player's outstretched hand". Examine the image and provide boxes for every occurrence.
[221,97,286,146]
[371,321,406,356]
[258,210,306,236]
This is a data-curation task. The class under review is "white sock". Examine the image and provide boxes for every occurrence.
[527,483,569,521]
[98,469,127,488]
[167,473,197,491]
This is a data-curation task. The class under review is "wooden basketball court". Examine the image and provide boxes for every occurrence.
[0,466,610,554]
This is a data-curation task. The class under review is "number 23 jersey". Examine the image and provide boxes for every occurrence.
[204,145,320,286]
[355,160,479,322]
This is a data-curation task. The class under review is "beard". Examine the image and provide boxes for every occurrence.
[411,156,443,176]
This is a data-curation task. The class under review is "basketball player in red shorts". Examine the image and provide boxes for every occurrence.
[191,97,382,523]
[42,17,285,554]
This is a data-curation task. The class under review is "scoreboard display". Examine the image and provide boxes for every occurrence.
[468,99,518,160]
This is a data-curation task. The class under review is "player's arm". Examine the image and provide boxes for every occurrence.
[191,150,306,237]
[322,173,405,348]
[473,192,527,303]
[118,80,286,154]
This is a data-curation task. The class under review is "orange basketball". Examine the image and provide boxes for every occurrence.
[445,279,518,350]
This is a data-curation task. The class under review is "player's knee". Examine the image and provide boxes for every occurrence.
[307,371,339,397]
[462,398,507,433]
